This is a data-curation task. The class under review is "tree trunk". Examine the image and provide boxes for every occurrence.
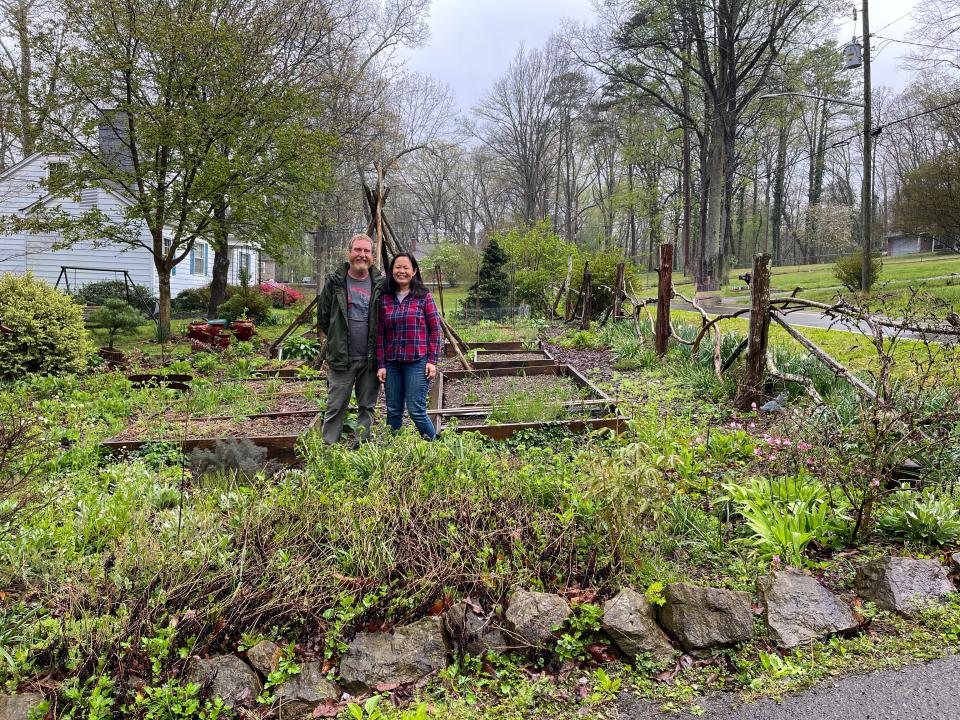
[207,199,231,317]
[702,119,725,290]
[157,265,172,340]
[655,244,673,356]
[736,253,771,410]
[771,123,789,265]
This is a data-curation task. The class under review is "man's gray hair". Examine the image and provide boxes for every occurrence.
[348,233,373,250]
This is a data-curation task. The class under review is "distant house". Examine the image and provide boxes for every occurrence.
[884,231,949,257]
[0,153,262,301]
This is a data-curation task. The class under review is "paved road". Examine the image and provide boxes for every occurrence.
[616,655,960,720]
[671,301,957,344]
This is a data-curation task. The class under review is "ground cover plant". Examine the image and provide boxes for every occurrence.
[1,308,959,718]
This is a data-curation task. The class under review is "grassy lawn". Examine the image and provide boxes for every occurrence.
[720,254,960,311]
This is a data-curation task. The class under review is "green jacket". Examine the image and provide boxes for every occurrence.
[317,262,384,371]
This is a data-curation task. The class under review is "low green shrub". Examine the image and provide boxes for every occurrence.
[834,252,882,291]
[0,273,93,380]
[87,299,143,349]
[72,280,156,313]
[217,287,272,323]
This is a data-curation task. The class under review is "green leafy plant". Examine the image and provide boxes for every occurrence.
[554,603,603,661]
[88,299,143,349]
[257,644,300,704]
[723,473,837,566]
[281,336,320,361]
[347,695,385,720]
[559,330,602,350]
[0,273,93,379]
[644,581,667,608]
[133,681,226,720]
[589,667,622,703]
[877,486,960,546]
[62,674,115,720]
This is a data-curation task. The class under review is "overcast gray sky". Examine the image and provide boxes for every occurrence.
[404,0,921,114]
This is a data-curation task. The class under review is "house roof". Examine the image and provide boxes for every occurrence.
[0,152,43,183]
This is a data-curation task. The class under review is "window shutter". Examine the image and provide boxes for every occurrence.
[204,245,209,276]
[189,248,195,275]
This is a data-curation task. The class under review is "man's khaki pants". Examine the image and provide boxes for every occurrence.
[322,359,380,444]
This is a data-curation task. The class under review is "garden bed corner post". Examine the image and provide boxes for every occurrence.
[736,253,771,410]
[655,243,673,356]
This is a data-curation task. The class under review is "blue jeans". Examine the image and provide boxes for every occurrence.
[385,358,437,439]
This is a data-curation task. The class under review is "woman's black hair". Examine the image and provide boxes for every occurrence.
[387,252,429,298]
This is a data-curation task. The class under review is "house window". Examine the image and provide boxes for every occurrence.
[193,244,208,275]
[164,236,176,275]
[47,162,70,192]
[238,251,250,276]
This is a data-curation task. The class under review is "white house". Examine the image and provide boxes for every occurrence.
[0,153,261,303]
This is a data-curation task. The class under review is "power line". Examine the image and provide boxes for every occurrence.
[871,11,914,35]
[872,34,959,54]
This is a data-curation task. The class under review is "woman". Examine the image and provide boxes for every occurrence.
[376,252,442,439]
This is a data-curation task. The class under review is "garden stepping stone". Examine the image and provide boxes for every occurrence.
[855,556,955,616]
[758,568,858,648]
[275,661,340,717]
[0,693,45,720]
[185,655,261,708]
[601,588,676,663]
[339,616,448,693]
[443,600,508,656]
[505,588,571,648]
[246,639,282,676]
[659,582,754,654]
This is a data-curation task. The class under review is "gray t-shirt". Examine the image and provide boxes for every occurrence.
[346,273,372,360]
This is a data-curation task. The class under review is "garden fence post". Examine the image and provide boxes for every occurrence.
[736,253,772,410]
[655,243,673,356]
[580,266,593,330]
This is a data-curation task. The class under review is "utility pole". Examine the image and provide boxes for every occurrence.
[861,0,873,293]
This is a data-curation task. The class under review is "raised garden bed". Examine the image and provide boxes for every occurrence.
[250,361,311,379]
[471,348,556,369]
[102,411,320,460]
[444,340,531,357]
[429,364,623,439]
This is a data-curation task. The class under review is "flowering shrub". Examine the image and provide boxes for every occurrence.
[258,281,303,308]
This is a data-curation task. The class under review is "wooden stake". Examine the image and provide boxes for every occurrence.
[736,253,772,410]
[655,244,673,356]
[439,314,473,370]
[580,266,593,331]
[553,255,574,320]
[613,261,625,320]
[434,265,446,317]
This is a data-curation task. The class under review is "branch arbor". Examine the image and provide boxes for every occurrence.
[27,0,335,336]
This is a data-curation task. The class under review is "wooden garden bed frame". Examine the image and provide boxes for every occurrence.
[428,364,624,440]
[470,347,557,370]
[102,410,320,461]
[444,340,532,357]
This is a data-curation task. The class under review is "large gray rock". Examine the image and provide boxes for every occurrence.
[443,601,507,656]
[504,588,571,648]
[246,640,282,676]
[659,583,754,654]
[339,616,448,693]
[0,693,45,720]
[758,569,859,648]
[275,662,339,717]
[855,557,955,615]
[950,553,960,575]
[601,589,676,663]
[186,655,261,707]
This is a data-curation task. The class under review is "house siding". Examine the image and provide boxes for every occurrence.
[0,153,260,301]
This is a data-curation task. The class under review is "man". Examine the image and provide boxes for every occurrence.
[316,234,384,444]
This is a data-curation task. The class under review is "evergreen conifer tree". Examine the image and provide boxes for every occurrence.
[466,238,510,307]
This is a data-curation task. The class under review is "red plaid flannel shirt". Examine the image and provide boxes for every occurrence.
[376,291,442,368]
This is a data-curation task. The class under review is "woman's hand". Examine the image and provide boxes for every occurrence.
[425,363,437,380]
[377,368,386,383]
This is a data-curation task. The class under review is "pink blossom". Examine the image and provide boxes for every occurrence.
[797,441,812,451]
[694,436,704,444]
[871,478,881,488]
[751,402,758,410]
[753,447,763,457]
[748,422,756,429]
[806,457,816,467]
